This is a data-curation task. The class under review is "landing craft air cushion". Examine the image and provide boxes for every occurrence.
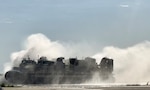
[5,56,114,84]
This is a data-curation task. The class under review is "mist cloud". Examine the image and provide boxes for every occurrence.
[4,33,150,83]
[93,41,150,83]
[9,33,94,68]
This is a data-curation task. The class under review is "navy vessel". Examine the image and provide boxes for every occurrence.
[5,56,114,84]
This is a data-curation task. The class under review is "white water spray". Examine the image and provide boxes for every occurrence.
[4,33,150,83]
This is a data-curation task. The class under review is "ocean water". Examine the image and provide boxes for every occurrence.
[2,84,150,90]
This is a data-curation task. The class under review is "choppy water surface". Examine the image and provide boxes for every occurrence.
[2,84,150,90]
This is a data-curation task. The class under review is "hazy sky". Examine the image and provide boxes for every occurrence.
[0,0,150,72]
